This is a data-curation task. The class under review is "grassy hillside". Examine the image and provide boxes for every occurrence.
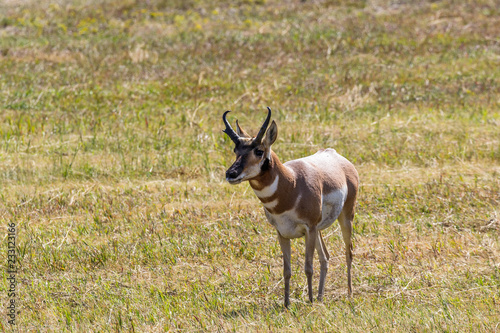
[0,0,499,331]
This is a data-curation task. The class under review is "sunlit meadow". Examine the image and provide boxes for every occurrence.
[0,0,499,331]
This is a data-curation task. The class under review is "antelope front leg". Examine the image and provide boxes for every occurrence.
[304,226,317,303]
[277,233,291,308]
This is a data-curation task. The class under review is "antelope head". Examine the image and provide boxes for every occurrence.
[222,107,278,184]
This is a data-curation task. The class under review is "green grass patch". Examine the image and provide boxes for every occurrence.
[0,0,499,330]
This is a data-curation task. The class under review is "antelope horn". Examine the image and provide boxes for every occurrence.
[222,111,240,144]
[254,107,272,144]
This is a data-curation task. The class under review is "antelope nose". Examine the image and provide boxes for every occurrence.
[226,170,239,179]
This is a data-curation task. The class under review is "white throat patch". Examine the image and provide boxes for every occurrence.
[252,175,279,199]
[263,198,279,209]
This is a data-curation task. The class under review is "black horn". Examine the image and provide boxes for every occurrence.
[254,107,272,144]
[222,111,240,144]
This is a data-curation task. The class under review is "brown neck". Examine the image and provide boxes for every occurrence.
[248,151,299,215]
[249,151,294,192]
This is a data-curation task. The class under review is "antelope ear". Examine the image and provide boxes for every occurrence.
[263,120,278,148]
[236,120,251,138]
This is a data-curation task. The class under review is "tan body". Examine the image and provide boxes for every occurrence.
[251,149,357,237]
[223,108,358,307]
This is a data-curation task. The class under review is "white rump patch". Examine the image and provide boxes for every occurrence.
[318,184,348,230]
[252,175,279,199]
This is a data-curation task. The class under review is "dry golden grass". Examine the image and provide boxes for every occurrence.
[0,0,499,331]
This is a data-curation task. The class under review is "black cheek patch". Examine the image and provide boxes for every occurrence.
[261,158,270,172]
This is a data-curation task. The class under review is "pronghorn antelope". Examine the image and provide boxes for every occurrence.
[222,107,359,307]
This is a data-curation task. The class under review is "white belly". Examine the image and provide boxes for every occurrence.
[263,185,348,239]
[264,209,308,239]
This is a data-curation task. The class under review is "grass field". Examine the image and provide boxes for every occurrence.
[0,0,499,331]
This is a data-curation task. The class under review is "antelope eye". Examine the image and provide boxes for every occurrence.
[254,149,264,157]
